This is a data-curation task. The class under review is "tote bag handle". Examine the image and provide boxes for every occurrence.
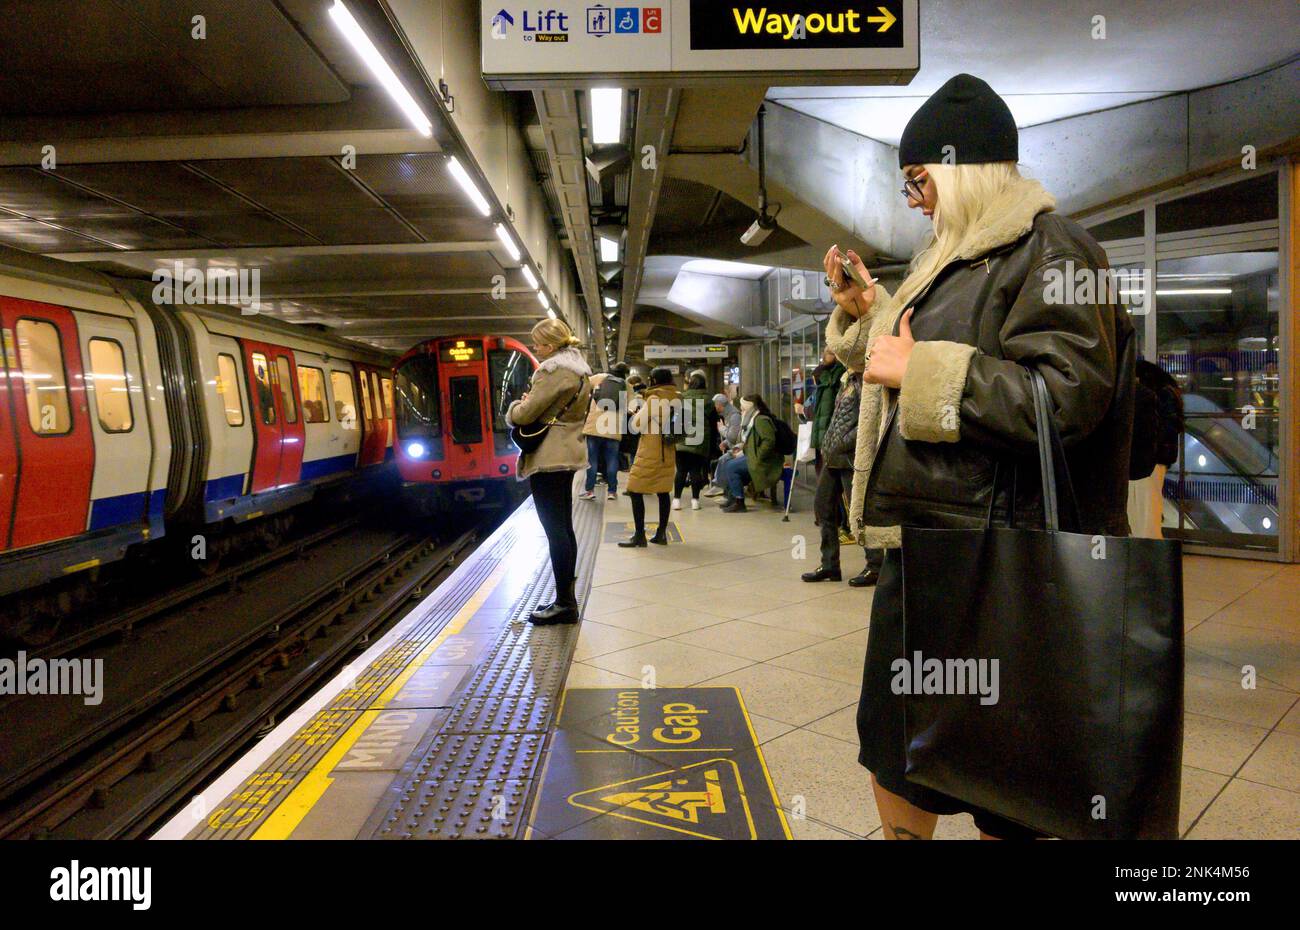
[986,370,1083,533]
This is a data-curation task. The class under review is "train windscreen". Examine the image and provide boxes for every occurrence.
[448,376,483,445]
[394,355,440,444]
[488,349,532,453]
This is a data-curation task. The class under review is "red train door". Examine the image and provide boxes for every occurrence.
[356,365,387,466]
[243,341,305,492]
[270,349,304,486]
[0,298,94,550]
[243,341,282,492]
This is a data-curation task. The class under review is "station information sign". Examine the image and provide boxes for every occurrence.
[644,344,729,360]
[481,0,918,88]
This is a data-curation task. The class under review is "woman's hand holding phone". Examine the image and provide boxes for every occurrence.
[823,245,877,319]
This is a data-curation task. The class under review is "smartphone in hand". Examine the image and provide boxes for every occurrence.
[839,254,873,290]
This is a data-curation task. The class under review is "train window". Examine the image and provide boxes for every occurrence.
[330,370,358,429]
[216,354,245,426]
[394,355,439,440]
[381,377,394,420]
[358,369,375,424]
[298,365,328,423]
[87,338,133,432]
[250,353,276,426]
[14,319,71,435]
[275,356,298,424]
[488,349,532,434]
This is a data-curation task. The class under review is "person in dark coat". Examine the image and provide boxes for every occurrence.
[809,348,846,471]
[801,369,883,586]
[827,74,1137,840]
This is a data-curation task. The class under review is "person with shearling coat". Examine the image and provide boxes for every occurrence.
[619,368,679,547]
[505,318,593,624]
[827,74,1136,841]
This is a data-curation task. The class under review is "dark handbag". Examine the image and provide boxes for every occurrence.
[510,376,587,454]
[900,370,1184,839]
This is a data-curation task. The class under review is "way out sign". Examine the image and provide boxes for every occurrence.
[530,687,790,839]
[481,0,919,89]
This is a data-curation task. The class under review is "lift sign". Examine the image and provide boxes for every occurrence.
[690,0,903,49]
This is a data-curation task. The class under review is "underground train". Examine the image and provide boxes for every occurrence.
[393,335,538,511]
[0,246,395,630]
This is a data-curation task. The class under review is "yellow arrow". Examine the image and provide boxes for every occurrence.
[867,6,897,32]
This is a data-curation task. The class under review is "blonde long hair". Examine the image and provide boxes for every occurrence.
[530,317,582,350]
[891,161,1022,311]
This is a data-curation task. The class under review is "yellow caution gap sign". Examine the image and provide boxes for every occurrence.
[530,687,790,839]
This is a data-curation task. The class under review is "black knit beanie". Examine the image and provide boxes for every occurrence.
[898,74,1018,168]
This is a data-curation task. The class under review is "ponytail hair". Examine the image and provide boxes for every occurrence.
[530,317,582,351]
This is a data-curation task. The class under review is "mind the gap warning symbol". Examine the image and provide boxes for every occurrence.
[530,687,790,839]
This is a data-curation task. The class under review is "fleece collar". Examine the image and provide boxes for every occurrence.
[953,177,1057,262]
[537,346,592,377]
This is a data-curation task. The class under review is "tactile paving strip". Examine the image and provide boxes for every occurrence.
[368,486,603,839]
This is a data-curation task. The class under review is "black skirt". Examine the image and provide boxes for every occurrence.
[856,548,1043,839]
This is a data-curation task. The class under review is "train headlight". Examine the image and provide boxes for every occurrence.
[406,441,426,458]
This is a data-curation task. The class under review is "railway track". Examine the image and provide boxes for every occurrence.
[0,523,480,840]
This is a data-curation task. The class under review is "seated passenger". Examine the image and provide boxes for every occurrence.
[716,393,782,513]
[703,393,740,497]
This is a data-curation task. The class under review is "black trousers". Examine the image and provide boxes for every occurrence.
[673,450,709,500]
[815,465,883,572]
[630,492,670,538]
[529,470,578,604]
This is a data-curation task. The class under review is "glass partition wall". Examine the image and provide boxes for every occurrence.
[1085,167,1292,559]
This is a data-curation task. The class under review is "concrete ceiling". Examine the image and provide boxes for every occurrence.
[0,0,560,354]
[769,0,1299,145]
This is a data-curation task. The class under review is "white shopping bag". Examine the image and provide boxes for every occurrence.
[796,421,816,463]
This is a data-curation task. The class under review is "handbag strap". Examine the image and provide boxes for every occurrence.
[542,375,588,426]
[1028,369,1083,533]
[986,371,1081,533]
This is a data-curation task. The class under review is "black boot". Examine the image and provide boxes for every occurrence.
[649,530,668,545]
[720,498,747,513]
[848,566,880,588]
[531,582,579,624]
[801,566,842,583]
[618,534,648,548]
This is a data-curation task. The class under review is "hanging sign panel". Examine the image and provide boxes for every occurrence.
[481,0,918,88]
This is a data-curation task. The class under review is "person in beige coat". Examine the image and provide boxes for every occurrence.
[619,368,680,547]
[505,318,592,624]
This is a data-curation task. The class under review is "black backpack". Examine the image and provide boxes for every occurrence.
[662,403,687,447]
[1130,360,1184,479]
[772,415,798,457]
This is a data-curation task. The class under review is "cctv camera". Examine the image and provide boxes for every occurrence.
[741,215,776,247]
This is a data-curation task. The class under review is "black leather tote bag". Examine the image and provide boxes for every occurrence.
[901,370,1184,839]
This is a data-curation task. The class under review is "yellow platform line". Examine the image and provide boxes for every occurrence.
[250,556,514,839]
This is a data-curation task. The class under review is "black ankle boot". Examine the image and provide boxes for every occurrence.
[649,531,668,545]
[618,535,648,548]
[848,566,880,588]
[531,582,579,624]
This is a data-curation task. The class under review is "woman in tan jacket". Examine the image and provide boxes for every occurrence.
[619,367,680,547]
[505,318,592,623]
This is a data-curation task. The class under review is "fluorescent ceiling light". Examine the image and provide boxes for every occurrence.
[329,1,432,137]
[537,290,550,309]
[599,236,619,263]
[603,296,617,308]
[521,265,539,289]
[447,156,491,216]
[495,223,521,261]
[1155,288,1232,296]
[590,88,623,144]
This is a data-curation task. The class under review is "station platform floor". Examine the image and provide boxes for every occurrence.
[574,485,1300,840]
[152,476,1300,841]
